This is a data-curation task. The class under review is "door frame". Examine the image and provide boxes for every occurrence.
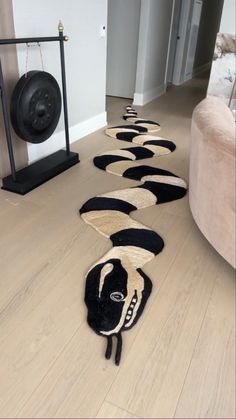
[0,0,28,179]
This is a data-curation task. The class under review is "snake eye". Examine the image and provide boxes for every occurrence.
[110,292,125,302]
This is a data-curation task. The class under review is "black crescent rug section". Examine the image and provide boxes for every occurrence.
[80,105,187,365]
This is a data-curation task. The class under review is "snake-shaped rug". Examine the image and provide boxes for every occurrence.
[80,106,187,365]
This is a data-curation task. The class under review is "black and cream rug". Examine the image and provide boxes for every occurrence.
[80,106,187,365]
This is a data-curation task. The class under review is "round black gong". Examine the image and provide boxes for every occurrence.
[10,71,62,144]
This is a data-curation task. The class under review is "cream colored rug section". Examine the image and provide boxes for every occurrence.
[141,175,187,189]
[105,127,139,138]
[144,144,171,155]
[92,245,155,270]
[132,135,164,145]
[135,123,161,132]
[98,149,136,160]
[82,210,151,238]
[123,113,137,119]
[99,187,157,209]
[106,160,138,176]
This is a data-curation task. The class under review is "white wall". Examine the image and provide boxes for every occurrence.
[220,0,236,34]
[12,0,107,162]
[134,0,173,106]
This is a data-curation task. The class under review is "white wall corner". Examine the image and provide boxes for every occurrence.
[27,111,107,164]
[133,83,166,106]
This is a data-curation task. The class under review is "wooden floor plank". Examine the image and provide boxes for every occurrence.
[174,262,236,419]
[96,401,139,419]
[16,323,119,419]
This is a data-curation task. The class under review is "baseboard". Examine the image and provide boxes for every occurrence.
[27,111,107,164]
[192,61,212,77]
[173,62,212,86]
[133,83,166,106]
[183,62,212,84]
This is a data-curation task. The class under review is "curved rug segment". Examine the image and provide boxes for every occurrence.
[80,106,187,365]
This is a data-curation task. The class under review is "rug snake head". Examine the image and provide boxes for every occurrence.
[84,258,152,364]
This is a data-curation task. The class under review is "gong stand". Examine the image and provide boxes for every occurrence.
[0,22,79,195]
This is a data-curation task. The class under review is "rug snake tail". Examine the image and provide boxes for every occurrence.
[80,106,187,365]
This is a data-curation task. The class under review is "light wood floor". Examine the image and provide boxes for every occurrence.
[0,75,235,419]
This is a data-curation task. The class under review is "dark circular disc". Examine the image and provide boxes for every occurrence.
[10,70,62,144]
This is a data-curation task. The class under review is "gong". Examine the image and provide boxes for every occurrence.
[10,70,62,144]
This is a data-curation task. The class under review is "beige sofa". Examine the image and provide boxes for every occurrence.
[189,97,236,268]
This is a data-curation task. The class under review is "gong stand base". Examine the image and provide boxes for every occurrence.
[0,24,77,194]
[1,149,79,195]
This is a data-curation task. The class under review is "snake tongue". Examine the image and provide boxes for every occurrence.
[105,333,123,366]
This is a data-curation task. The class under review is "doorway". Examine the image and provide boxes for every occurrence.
[167,0,224,86]
[166,0,182,85]
[106,0,141,100]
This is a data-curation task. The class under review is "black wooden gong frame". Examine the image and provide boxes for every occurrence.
[0,22,79,195]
